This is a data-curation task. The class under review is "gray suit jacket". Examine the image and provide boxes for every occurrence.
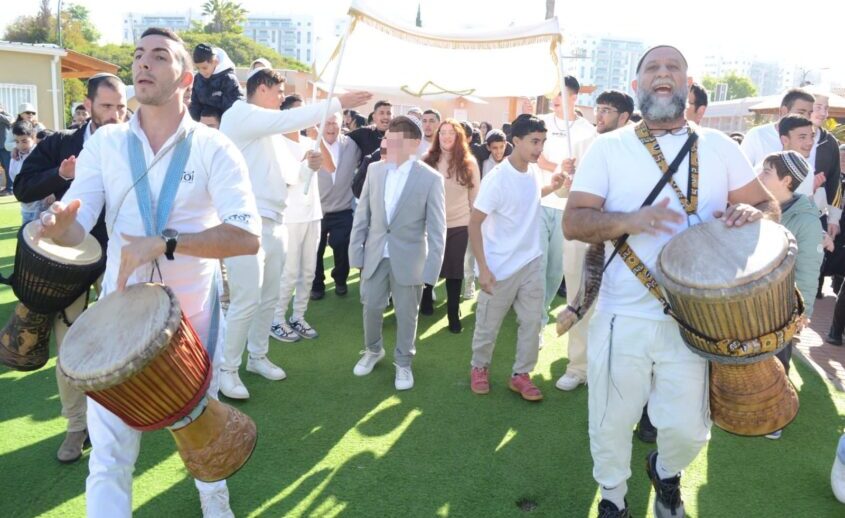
[349,159,446,286]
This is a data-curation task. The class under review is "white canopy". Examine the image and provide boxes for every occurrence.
[317,0,565,99]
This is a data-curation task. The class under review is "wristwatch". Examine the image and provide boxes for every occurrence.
[161,228,179,261]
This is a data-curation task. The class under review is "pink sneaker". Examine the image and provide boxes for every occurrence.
[509,373,543,401]
[471,367,490,394]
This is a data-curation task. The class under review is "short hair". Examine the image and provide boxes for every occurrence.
[12,120,35,137]
[781,88,814,111]
[511,114,547,139]
[689,83,708,109]
[344,109,359,118]
[729,131,745,144]
[459,121,473,140]
[374,100,392,112]
[246,68,285,97]
[192,43,214,63]
[74,104,88,113]
[485,129,506,145]
[387,115,421,140]
[36,129,53,140]
[200,106,222,120]
[280,93,304,110]
[139,28,192,74]
[564,75,580,94]
[763,151,810,192]
[629,111,642,123]
[778,115,813,137]
[596,90,635,115]
[422,109,441,120]
[86,73,123,100]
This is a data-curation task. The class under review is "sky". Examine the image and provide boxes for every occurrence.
[2,0,844,84]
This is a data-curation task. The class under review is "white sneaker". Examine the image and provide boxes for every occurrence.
[219,369,249,400]
[833,435,845,504]
[395,364,414,391]
[353,349,385,376]
[289,318,318,339]
[463,278,476,300]
[555,371,587,391]
[270,321,300,342]
[199,484,235,518]
[246,355,287,381]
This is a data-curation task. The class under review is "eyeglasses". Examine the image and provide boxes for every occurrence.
[594,107,618,115]
[23,111,36,115]
[650,126,690,137]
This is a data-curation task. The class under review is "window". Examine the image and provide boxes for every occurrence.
[297,31,301,44]
[0,84,37,118]
[307,50,311,62]
[307,32,311,44]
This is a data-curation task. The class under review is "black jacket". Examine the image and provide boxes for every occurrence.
[347,127,384,165]
[189,68,243,121]
[352,149,381,199]
[816,128,842,213]
[16,122,108,251]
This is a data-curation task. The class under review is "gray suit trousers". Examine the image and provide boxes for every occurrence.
[360,258,423,368]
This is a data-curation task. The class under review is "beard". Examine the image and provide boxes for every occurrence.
[637,86,686,123]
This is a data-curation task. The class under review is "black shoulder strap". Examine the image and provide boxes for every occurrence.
[603,131,699,271]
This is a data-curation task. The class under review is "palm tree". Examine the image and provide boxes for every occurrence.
[202,0,247,34]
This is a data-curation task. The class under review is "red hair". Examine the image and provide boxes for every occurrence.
[424,119,475,189]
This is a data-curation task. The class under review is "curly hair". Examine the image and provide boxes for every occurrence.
[423,119,475,188]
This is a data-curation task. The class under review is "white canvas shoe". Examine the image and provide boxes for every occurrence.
[246,355,287,381]
[219,369,249,400]
[394,364,414,391]
[353,349,385,376]
[555,371,587,391]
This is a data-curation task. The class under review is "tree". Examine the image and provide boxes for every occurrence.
[66,4,100,44]
[4,0,52,43]
[3,1,100,49]
[201,0,247,34]
[701,72,758,101]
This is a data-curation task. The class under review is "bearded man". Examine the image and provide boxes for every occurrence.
[564,45,778,518]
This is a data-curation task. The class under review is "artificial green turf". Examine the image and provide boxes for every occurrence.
[0,194,843,517]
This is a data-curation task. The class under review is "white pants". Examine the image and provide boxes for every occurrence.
[587,311,711,490]
[274,220,320,323]
[539,206,564,327]
[222,217,286,371]
[463,245,476,285]
[561,238,591,377]
[86,309,226,517]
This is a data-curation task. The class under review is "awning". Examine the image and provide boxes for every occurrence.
[317,0,565,99]
[61,49,119,79]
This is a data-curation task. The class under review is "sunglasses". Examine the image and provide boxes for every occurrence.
[23,111,36,115]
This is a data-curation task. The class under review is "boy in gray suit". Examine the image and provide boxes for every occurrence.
[349,116,447,390]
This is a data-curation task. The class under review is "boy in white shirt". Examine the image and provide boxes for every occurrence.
[468,114,564,402]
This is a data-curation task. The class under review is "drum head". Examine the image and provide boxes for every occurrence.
[58,283,182,391]
[22,221,102,266]
[658,219,790,290]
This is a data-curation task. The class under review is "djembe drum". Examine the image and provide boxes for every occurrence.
[58,283,256,482]
[0,222,104,371]
[654,218,802,436]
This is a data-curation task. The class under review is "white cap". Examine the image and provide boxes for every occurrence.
[18,102,36,115]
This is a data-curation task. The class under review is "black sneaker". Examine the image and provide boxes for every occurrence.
[335,283,348,296]
[645,450,685,517]
[827,329,843,346]
[636,407,657,443]
[597,499,631,518]
[310,289,325,301]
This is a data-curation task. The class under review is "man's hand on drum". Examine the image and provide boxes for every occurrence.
[36,199,82,241]
[714,203,764,228]
[116,233,166,291]
[628,198,684,236]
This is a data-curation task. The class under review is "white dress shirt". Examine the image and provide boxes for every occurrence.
[383,157,415,257]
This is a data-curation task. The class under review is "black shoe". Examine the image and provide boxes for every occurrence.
[827,329,843,346]
[636,409,657,443]
[420,288,434,315]
[335,284,348,296]
[448,310,462,334]
[597,499,631,518]
[310,289,325,301]
[645,450,685,518]
[557,279,567,299]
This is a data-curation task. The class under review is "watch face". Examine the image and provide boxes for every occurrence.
[162,228,178,239]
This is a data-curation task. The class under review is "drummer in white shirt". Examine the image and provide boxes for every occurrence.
[37,28,261,518]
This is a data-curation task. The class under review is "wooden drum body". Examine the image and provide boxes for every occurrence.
[58,283,256,482]
[655,219,800,436]
[0,223,104,371]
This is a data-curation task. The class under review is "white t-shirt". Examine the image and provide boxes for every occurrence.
[67,111,261,319]
[571,125,757,320]
[473,158,542,280]
[282,136,322,224]
[538,114,596,210]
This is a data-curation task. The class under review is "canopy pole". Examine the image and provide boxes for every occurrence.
[304,17,354,195]
[555,37,574,159]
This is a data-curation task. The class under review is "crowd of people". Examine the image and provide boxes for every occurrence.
[1,27,844,518]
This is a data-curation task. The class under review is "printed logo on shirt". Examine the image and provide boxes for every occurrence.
[182,171,195,184]
[224,213,252,225]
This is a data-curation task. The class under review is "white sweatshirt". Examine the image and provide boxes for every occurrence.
[220,98,341,221]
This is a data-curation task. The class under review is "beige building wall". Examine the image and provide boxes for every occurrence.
[0,50,64,130]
